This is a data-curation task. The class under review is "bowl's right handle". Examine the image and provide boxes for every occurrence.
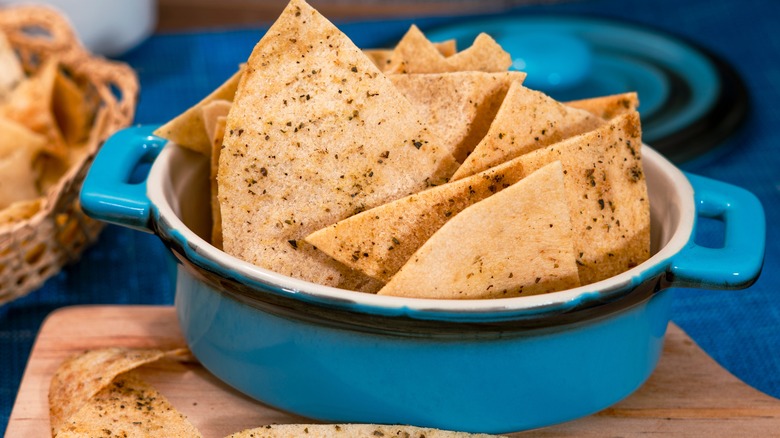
[669,173,765,289]
[80,125,165,233]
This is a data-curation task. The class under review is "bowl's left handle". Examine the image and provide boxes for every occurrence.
[668,173,765,289]
[81,125,165,233]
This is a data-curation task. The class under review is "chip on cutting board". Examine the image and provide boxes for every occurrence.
[218,0,457,289]
[55,372,202,438]
[511,111,649,285]
[451,81,604,180]
[226,424,502,438]
[154,68,243,155]
[379,161,580,299]
[390,71,525,162]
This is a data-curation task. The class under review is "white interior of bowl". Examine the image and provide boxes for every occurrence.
[148,144,693,312]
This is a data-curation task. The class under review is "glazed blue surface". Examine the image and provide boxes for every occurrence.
[176,265,672,433]
[2,0,780,434]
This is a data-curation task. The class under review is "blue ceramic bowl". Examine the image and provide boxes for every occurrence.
[80,126,765,434]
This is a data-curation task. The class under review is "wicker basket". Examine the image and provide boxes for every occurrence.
[0,6,138,303]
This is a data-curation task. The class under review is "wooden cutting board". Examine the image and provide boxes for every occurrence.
[6,305,780,437]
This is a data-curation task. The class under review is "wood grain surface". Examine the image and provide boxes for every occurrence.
[6,305,780,437]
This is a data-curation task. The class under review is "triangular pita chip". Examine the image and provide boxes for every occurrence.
[201,99,232,152]
[0,31,23,98]
[53,69,98,145]
[153,68,243,155]
[226,424,499,438]
[390,71,526,162]
[0,116,47,209]
[306,146,536,283]
[218,0,456,289]
[386,26,510,74]
[379,161,579,299]
[365,38,456,71]
[511,111,649,285]
[451,81,604,180]
[48,348,169,436]
[56,372,202,438]
[0,57,66,157]
[567,92,639,120]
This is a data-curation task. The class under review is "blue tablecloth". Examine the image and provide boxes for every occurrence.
[2,0,779,433]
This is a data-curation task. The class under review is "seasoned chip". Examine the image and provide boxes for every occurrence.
[210,115,227,249]
[0,57,66,157]
[227,423,500,438]
[567,92,639,120]
[451,81,604,180]
[386,26,510,74]
[379,161,579,299]
[512,111,649,284]
[218,0,457,289]
[306,148,534,283]
[56,372,201,438]
[48,348,169,436]
[0,116,47,209]
[154,68,243,155]
[365,38,456,71]
[390,71,525,162]
[201,99,232,152]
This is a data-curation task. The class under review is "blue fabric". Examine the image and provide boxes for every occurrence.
[2,0,779,433]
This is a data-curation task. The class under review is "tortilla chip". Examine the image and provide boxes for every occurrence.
[365,39,456,71]
[444,33,512,73]
[306,148,535,283]
[201,99,232,151]
[0,116,47,209]
[451,81,604,180]
[211,115,226,249]
[218,0,457,289]
[0,57,66,157]
[153,68,243,155]
[0,31,23,98]
[379,161,579,299]
[386,27,510,74]
[511,111,649,284]
[227,424,499,437]
[48,348,168,436]
[56,371,202,438]
[567,92,639,120]
[390,71,526,162]
[0,197,42,227]
[53,70,97,145]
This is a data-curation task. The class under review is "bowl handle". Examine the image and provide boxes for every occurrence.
[80,125,165,233]
[668,173,765,289]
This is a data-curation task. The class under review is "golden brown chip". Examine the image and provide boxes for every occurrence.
[218,0,456,289]
[306,148,534,283]
[0,116,47,209]
[56,371,202,438]
[511,111,649,284]
[390,71,525,162]
[567,92,639,120]
[226,424,501,438]
[451,81,604,180]
[48,348,168,436]
[0,197,42,228]
[211,115,226,249]
[0,31,23,98]
[379,161,579,299]
[365,38,456,71]
[386,26,510,74]
[0,57,66,157]
[153,68,243,155]
[53,69,97,146]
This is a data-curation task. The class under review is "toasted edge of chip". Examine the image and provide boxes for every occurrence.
[48,348,169,436]
[55,371,202,438]
[385,24,452,74]
[566,92,639,120]
[379,161,580,299]
[211,115,226,249]
[444,32,512,72]
[226,424,501,438]
[451,81,604,180]
[153,68,243,155]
